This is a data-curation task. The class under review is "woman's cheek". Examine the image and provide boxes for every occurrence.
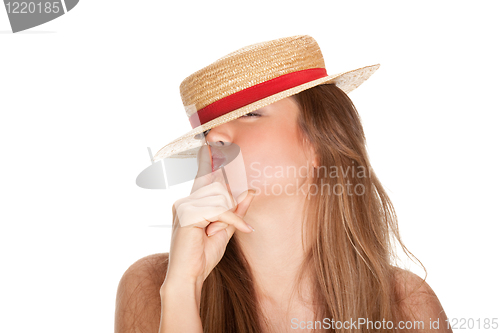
[245,158,307,196]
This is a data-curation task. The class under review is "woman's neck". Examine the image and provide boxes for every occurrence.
[235,192,313,306]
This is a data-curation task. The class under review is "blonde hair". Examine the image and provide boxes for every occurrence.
[198,83,425,332]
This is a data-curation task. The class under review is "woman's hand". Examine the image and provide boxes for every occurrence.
[162,144,255,289]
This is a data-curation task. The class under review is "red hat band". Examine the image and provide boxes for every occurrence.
[188,67,328,129]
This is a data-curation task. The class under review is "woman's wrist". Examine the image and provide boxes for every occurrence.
[161,274,203,307]
[159,275,204,333]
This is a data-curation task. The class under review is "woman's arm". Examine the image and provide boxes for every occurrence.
[114,253,205,333]
[115,253,202,333]
[158,276,203,333]
[115,254,166,333]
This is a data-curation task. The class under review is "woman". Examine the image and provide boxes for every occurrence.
[115,35,452,333]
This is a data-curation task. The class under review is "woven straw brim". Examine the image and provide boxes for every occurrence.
[153,63,380,161]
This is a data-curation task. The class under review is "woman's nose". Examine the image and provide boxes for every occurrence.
[205,124,232,146]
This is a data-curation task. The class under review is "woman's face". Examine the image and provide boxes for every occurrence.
[205,97,316,198]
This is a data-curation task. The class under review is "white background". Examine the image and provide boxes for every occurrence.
[1,1,499,332]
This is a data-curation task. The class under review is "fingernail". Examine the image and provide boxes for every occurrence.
[246,223,255,232]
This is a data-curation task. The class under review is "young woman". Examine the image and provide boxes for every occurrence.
[115,35,452,333]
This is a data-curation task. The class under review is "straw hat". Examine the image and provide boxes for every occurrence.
[153,35,380,161]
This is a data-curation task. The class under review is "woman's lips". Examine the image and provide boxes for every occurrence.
[212,156,227,171]
[208,143,230,171]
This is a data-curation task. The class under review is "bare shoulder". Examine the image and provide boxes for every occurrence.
[117,252,170,294]
[114,253,170,333]
[392,266,433,298]
[123,252,169,281]
[392,266,452,332]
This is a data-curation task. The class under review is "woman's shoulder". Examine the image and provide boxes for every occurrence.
[130,252,170,268]
[115,253,170,332]
[391,266,431,296]
[391,265,440,307]
[120,252,170,286]
[116,252,170,300]
[390,266,452,332]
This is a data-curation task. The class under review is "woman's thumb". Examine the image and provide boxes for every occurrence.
[234,189,256,218]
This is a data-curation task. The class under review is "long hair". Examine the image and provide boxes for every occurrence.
[198,84,425,332]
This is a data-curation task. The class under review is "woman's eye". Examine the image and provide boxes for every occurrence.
[241,112,260,117]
